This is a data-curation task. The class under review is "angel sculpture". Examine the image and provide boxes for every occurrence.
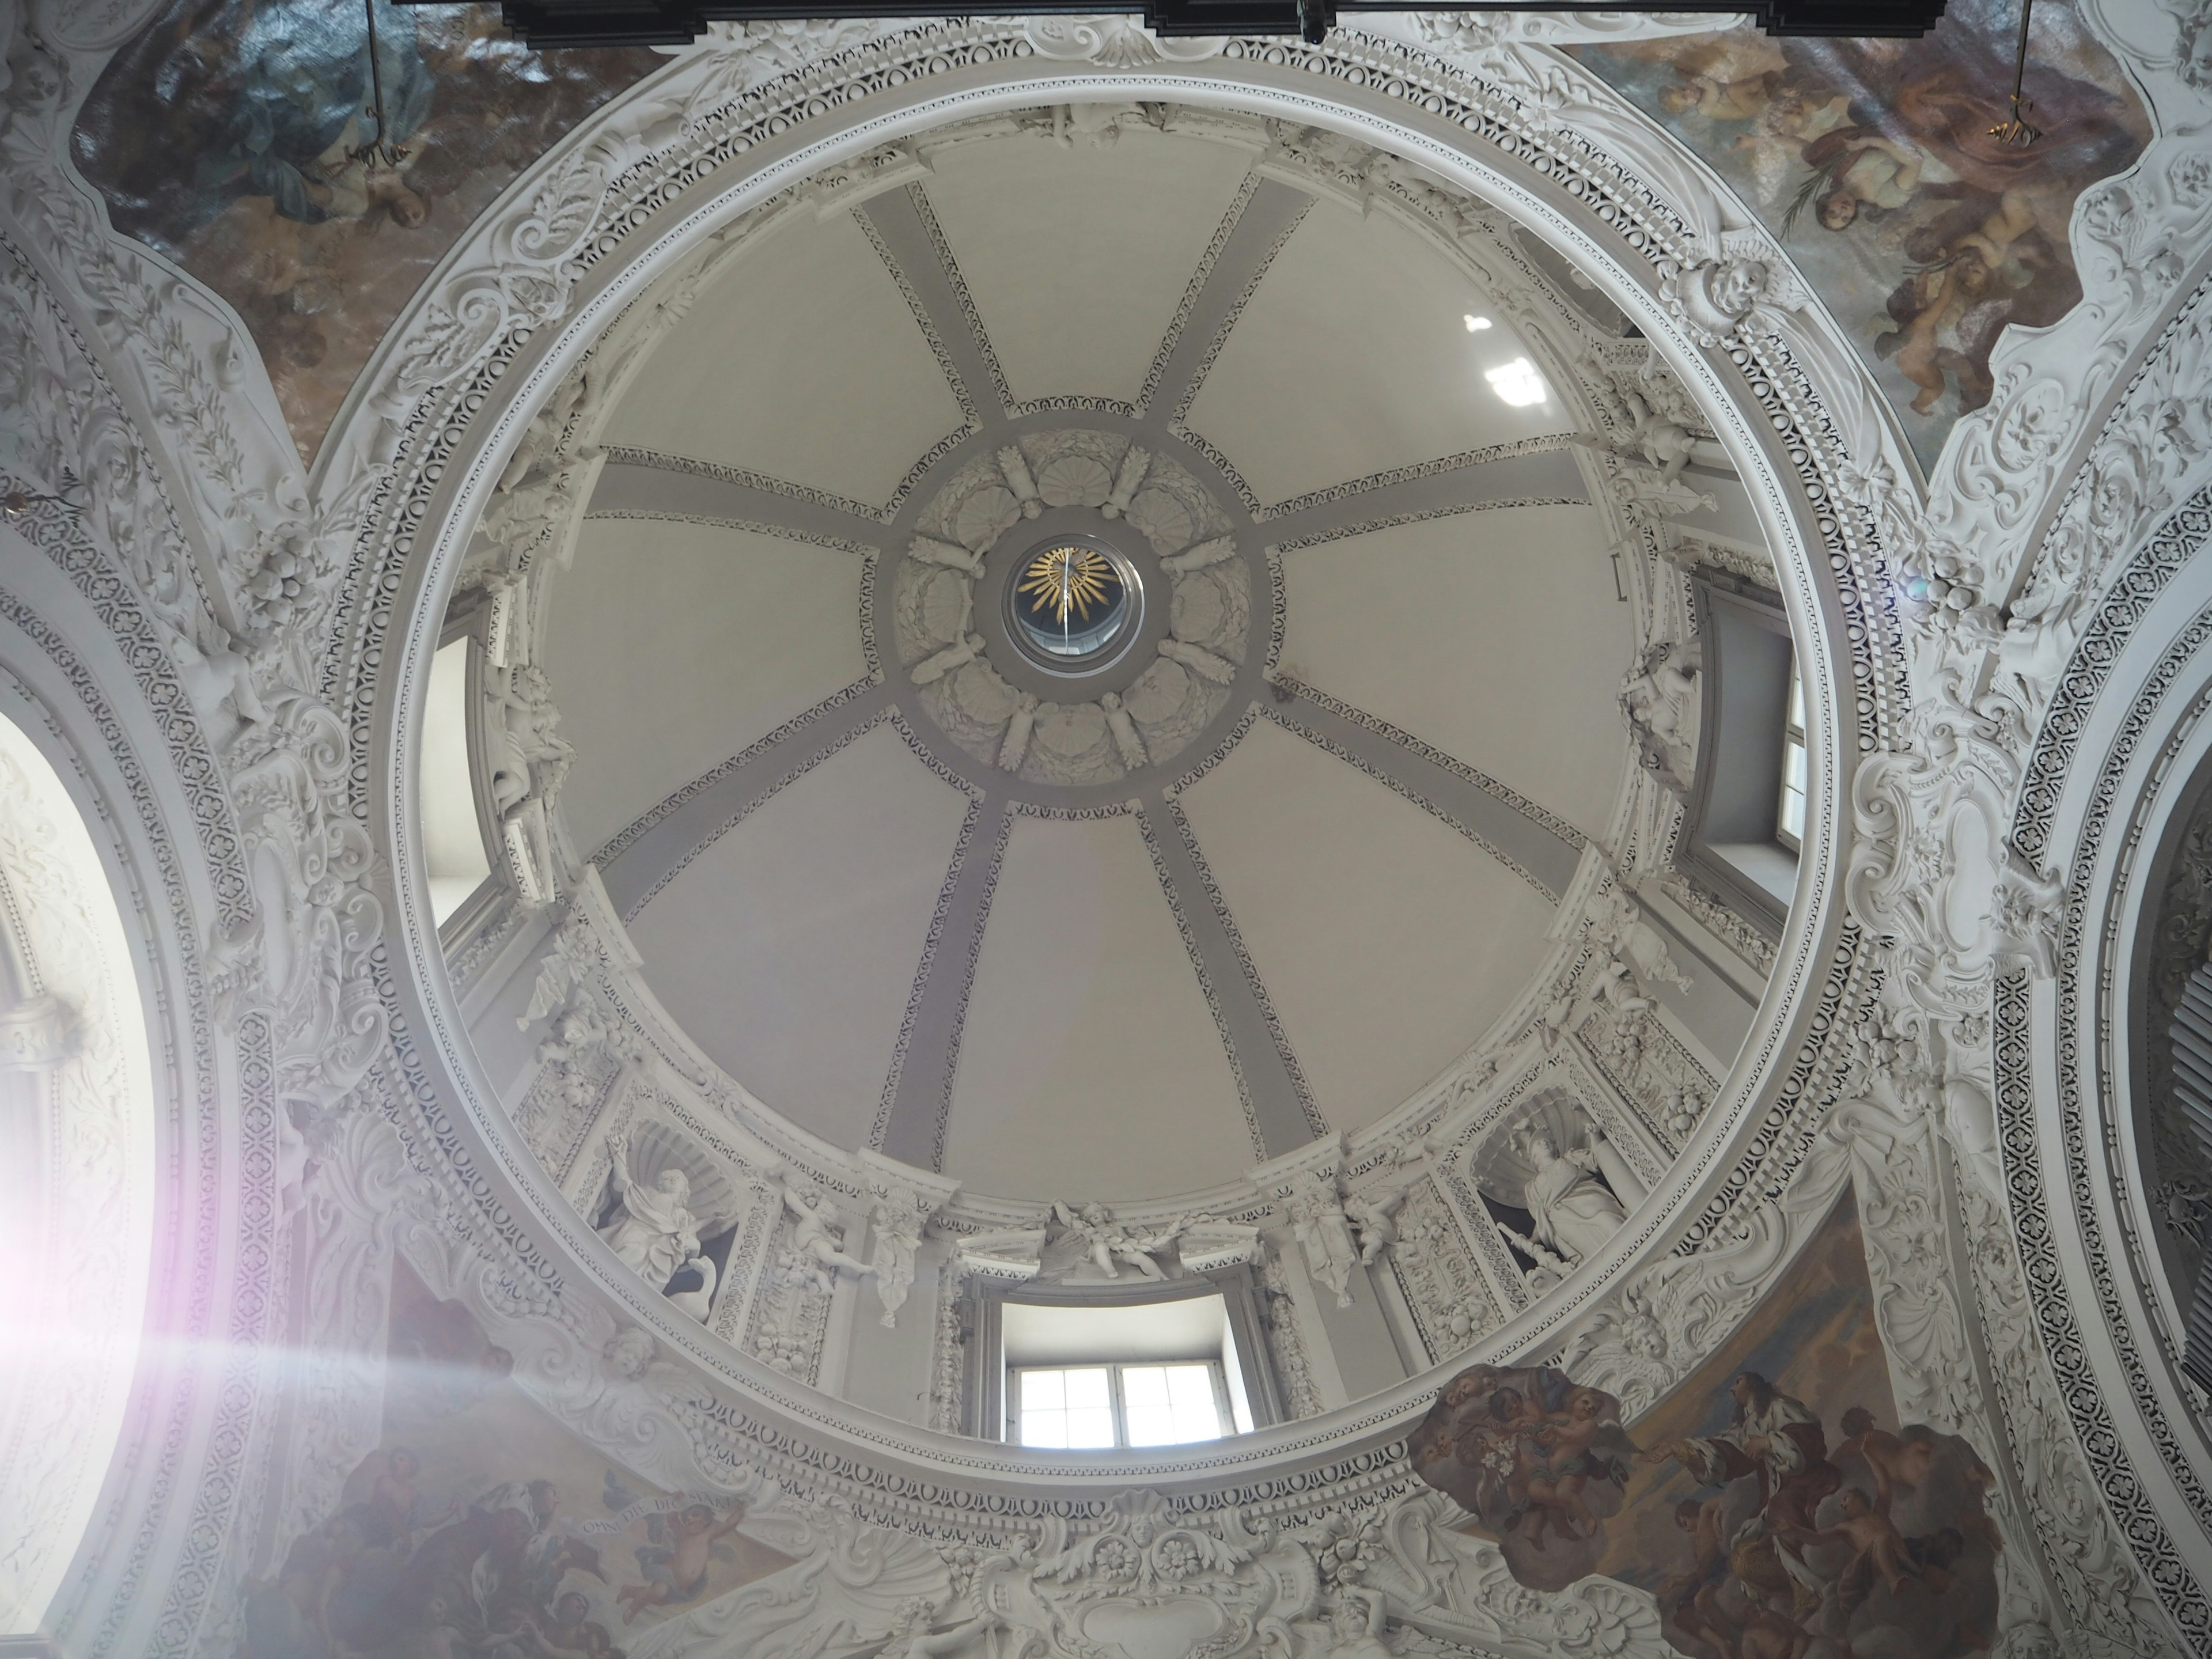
[1346,1183,1409,1267]
[1290,1170,1361,1308]
[775,1176,877,1292]
[866,1188,931,1328]
[1050,1201,1173,1280]
[882,1599,999,1659]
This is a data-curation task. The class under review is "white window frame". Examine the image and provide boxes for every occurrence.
[1007,1359,1233,1449]
[1776,658,1807,853]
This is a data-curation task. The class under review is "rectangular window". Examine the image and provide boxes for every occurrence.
[1011,1362,1226,1448]
[1777,660,1807,851]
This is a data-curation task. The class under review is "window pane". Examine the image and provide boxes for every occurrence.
[1166,1365,1215,1414]
[1021,1410,1069,1449]
[1127,1363,1222,1446]
[1020,1370,1066,1411]
[1787,668,1805,732]
[1123,1366,1177,1446]
[1122,1366,1169,1408]
[1065,1407,1116,1449]
[1063,1368,1111,1410]
[1784,740,1806,793]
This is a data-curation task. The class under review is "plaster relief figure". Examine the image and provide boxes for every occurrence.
[599,1158,706,1301]
[908,535,984,577]
[1574,388,1710,483]
[912,634,985,686]
[487,664,574,819]
[1586,873,1695,995]
[882,1597,997,1659]
[1619,641,1700,796]
[1322,1586,1393,1659]
[1517,1123,1629,1268]
[776,1176,876,1292]
[1050,1200,1174,1281]
[1346,1183,1409,1267]
[1290,1169,1361,1308]
[1158,637,1236,683]
[1101,691,1147,770]
[999,692,1039,770]
[865,1177,942,1328]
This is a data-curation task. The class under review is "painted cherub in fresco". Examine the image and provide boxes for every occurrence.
[616,1502,747,1623]
[1660,1495,1735,1656]
[1785,1485,1922,1609]
[1472,1386,1601,1550]
[1652,34,1787,120]
[1880,247,2005,416]
[1832,1406,1935,1508]
[1523,1388,1615,1544]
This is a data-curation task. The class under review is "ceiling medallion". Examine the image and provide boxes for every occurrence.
[890,429,1253,789]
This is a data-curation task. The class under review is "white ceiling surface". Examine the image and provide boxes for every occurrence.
[942,813,1255,1200]
[1278,504,1632,840]
[1002,1294,1229,1365]
[921,128,1254,407]
[1176,718,1555,1132]
[602,208,964,506]
[626,725,971,1150]
[1181,198,1575,507]
[546,517,869,854]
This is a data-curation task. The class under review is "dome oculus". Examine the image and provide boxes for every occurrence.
[1008,541,1139,669]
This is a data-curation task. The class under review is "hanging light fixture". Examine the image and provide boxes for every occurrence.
[1988,0,2043,147]
[349,0,411,172]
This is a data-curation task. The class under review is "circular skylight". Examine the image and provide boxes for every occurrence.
[1007,540,1140,670]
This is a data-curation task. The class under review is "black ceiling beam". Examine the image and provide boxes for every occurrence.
[403,1,1949,51]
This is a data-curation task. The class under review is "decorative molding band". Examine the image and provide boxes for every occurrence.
[905,181,1016,414]
[921,801,1010,1172]
[1271,676,1589,851]
[584,507,878,558]
[1162,794,1330,1141]
[1267,494,1585,552]
[1138,168,1264,418]
[1256,703,1554,902]
[1257,435,1584,521]
[596,446,889,525]
[870,793,991,1154]
[619,704,898,922]
[852,190,984,430]
[1168,192,1312,427]
[593,676,883,864]
[1135,804,1271,1164]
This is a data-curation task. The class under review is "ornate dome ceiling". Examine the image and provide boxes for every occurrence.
[14,7,2212,1659]
[503,107,1761,1204]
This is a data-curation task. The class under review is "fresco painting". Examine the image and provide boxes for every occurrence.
[71,1,657,462]
[1418,1198,2003,1658]
[241,1263,790,1659]
[1570,0,2149,467]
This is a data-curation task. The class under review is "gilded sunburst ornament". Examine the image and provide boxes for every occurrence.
[1018,546,1118,627]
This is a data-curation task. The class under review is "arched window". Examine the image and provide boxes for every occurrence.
[1003,1292,1252,1448]
[1777,660,1807,851]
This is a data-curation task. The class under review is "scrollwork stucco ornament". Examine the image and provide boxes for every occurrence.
[1021,15,1227,66]
[1846,695,2064,1024]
